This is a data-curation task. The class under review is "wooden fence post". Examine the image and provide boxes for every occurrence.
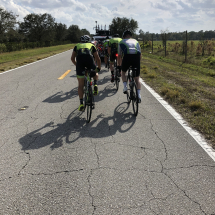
[185,30,187,62]
[152,34,153,53]
[165,33,166,57]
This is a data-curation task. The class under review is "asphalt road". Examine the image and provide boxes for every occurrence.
[0,50,215,215]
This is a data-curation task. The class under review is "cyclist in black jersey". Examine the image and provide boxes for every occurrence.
[108,34,122,82]
[71,35,101,111]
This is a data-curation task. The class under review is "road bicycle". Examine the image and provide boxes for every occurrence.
[126,66,138,116]
[83,69,95,123]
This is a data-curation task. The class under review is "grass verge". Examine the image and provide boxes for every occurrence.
[0,44,75,73]
[140,52,215,149]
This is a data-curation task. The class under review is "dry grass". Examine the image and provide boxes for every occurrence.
[140,52,215,148]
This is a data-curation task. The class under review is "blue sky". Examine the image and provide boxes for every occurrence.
[0,0,215,34]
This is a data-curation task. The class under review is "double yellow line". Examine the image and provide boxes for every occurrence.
[58,70,71,80]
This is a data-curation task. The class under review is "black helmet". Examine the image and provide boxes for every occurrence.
[122,30,132,38]
[106,36,109,39]
[80,35,91,43]
[113,34,119,37]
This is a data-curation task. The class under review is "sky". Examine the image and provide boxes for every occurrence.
[0,0,215,34]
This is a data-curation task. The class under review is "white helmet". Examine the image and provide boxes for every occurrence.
[80,35,91,43]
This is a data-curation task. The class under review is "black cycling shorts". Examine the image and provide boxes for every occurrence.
[104,48,109,57]
[121,54,140,77]
[110,51,117,63]
[76,55,96,78]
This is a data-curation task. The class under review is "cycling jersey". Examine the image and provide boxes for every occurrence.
[108,37,122,52]
[103,40,109,49]
[118,38,141,55]
[73,43,97,78]
[74,43,97,56]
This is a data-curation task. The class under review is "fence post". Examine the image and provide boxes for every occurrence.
[185,30,187,62]
[152,34,153,53]
[165,33,166,57]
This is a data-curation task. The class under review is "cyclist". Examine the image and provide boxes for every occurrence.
[71,35,101,111]
[118,30,142,103]
[103,36,110,68]
[108,34,122,82]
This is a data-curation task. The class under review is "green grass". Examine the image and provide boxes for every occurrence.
[0,44,75,72]
[140,51,215,148]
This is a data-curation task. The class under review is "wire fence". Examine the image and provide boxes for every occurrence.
[140,30,215,64]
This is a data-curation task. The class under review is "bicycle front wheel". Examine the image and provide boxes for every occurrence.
[132,82,138,116]
[86,86,93,123]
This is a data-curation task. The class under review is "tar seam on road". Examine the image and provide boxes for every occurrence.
[58,70,71,80]
[139,78,215,162]
[0,49,73,75]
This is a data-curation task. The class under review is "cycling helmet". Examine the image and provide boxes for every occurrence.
[80,35,91,43]
[113,34,119,37]
[122,30,132,38]
[106,36,109,39]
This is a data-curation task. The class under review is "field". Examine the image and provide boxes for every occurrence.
[0,44,75,72]
[140,40,215,148]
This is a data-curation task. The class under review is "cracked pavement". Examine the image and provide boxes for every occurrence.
[0,50,215,215]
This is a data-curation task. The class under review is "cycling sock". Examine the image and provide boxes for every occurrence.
[137,90,141,98]
[80,99,83,104]
[123,82,127,88]
[111,71,114,75]
[94,80,97,85]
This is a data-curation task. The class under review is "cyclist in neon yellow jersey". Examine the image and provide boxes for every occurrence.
[71,35,101,111]
[118,30,142,103]
[103,36,110,68]
[108,34,122,82]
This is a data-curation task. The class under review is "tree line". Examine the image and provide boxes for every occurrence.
[0,7,90,51]
[1,7,214,52]
[138,29,215,41]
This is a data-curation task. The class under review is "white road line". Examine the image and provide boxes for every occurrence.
[0,49,73,75]
[140,78,215,162]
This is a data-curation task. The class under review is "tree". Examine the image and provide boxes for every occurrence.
[67,25,81,43]
[0,8,18,42]
[55,23,67,41]
[19,13,56,42]
[109,17,138,37]
[81,28,90,36]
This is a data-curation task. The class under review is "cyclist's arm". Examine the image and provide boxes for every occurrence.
[71,50,77,66]
[93,51,101,70]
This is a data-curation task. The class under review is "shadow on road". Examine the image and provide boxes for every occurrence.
[43,75,117,104]
[42,87,78,103]
[19,102,136,151]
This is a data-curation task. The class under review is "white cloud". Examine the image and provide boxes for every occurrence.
[0,0,214,34]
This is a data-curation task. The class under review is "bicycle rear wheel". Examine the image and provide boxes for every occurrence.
[114,60,119,91]
[86,86,93,123]
[132,82,138,116]
[84,80,87,110]
[126,76,131,103]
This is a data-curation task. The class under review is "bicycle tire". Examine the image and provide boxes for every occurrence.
[114,60,119,91]
[84,79,87,110]
[132,81,138,116]
[86,86,93,123]
[126,76,131,103]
